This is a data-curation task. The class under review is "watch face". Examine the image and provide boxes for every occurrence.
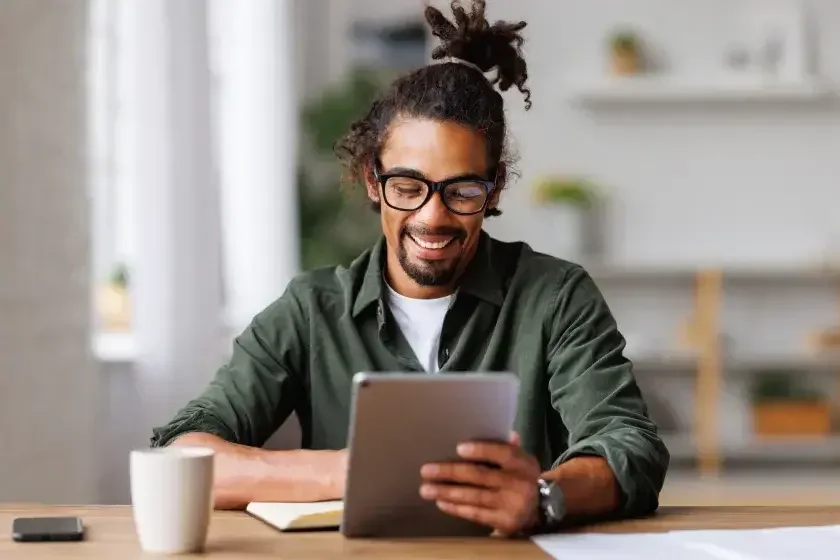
[539,480,566,524]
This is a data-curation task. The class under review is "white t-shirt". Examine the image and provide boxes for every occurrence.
[384,283,455,373]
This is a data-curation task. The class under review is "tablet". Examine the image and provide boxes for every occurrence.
[340,372,520,538]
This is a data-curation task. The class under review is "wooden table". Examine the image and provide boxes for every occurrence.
[2,505,840,558]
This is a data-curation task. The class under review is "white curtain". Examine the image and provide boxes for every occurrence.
[122,0,225,424]
[116,0,300,429]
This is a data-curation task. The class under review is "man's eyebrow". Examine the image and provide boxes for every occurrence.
[382,166,426,179]
[381,166,488,182]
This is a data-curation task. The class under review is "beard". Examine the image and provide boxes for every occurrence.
[398,224,465,287]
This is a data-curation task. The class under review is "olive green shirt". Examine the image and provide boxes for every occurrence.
[151,231,669,517]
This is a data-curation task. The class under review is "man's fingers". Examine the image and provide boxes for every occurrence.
[422,437,541,537]
[420,461,507,488]
[456,441,532,474]
[435,501,520,537]
[419,483,499,509]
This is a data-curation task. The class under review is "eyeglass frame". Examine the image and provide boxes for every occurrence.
[371,159,498,216]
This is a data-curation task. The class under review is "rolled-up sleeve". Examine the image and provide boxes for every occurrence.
[546,266,670,517]
[150,281,309,448]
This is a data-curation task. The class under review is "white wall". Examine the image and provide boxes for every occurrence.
[483,0,840,268]
[314,0,840,265]
[0,0,99,503]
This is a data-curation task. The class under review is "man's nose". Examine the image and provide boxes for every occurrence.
[414,191,451,224]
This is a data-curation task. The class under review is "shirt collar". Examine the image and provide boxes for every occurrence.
[351,230,505,318]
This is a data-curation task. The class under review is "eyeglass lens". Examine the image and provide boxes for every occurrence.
[383,177,488,214]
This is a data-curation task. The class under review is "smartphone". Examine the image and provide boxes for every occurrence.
[12,516,85,542]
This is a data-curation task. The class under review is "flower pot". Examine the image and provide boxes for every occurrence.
[98,284,132,332]
[610,49,639,76]
[752,401,831,437]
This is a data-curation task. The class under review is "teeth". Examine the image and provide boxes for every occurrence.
[411,235,453,250]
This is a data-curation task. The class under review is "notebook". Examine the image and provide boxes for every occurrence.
[246,500,343,531]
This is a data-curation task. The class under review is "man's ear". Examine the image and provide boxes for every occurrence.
[488,162,507,209]
[363,161,380,203]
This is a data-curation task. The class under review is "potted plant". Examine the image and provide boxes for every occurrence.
[298,70,383,270]
[608,29,642,76]
[533,176,597,208]
[750,370,831,438]
[98,263,132,332]
[531,176,599,261]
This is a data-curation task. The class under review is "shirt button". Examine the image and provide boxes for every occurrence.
[443,348,450,358]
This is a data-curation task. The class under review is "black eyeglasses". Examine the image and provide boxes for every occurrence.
[373,161,496,216]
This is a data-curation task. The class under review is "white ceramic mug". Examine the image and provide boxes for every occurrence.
[130,447,215,554]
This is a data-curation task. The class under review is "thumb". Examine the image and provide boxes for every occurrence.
[508,431,521,446]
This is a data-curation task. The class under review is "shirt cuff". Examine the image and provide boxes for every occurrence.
[150,409,237,448]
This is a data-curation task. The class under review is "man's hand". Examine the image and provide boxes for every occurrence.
[419,432,541,537]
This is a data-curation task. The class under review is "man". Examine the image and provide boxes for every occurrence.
[152,0,669,536]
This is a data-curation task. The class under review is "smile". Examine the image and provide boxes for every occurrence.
[408,234,456,250]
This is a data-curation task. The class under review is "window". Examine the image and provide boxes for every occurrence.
[88,0,135,341]
[88,0,121,285]
[88,0,139,291]
[89,0,291,348]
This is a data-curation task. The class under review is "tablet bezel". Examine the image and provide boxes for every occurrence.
[340,372,520,538]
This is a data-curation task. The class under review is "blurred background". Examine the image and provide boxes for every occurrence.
[2,0,839,506]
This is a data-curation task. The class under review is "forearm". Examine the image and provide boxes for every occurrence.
[541,456,620,520]
[170,433,345,509]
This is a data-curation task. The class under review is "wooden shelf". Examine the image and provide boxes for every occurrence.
[664,433,840,463]
[628,352,840,374]
[584,261,840,283]
[568,76,834,105]
[724,266,840,283]
[585,263,697,283]
[563,262,840,475]
[629,352,699,372]
[727,354,840,373]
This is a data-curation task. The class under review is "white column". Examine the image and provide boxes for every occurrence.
[210,0,301,333]
[127,0,226,418]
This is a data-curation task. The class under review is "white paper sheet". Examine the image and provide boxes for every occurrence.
[532,525,840,560]
[531,532,721,559]
[672,525,840,560]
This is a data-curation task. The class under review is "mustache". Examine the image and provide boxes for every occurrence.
[401,224,466,240]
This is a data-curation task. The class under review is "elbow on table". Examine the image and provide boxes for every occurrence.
[567,428,670,519]
[150,407,239,448]
[623,431,671,517]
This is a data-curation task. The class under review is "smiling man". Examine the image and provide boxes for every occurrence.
[152,0,669,537]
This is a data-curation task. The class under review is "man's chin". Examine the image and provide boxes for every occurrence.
[401,256,458,287]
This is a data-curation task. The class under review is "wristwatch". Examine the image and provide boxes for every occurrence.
[536,478,566,531]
